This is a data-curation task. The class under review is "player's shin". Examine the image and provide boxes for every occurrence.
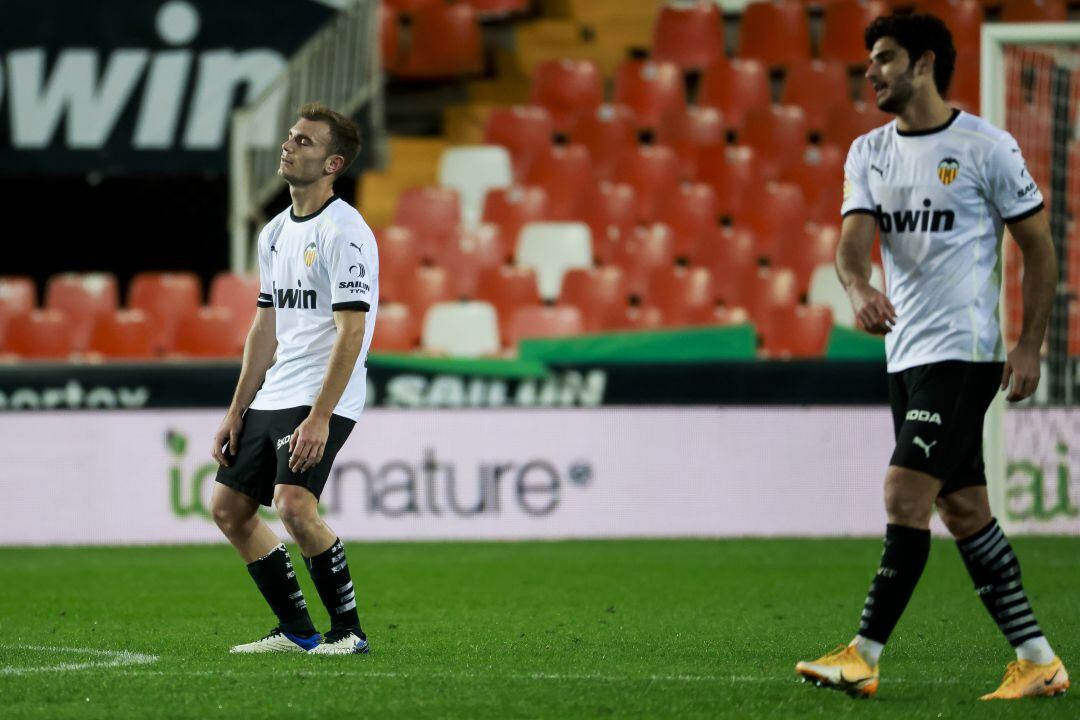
[305,537,366,638]
[247,543,318,636]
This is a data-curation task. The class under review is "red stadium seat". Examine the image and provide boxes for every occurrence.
[686,304,750,327]
[372,302,420,352]
[463,0,530,18]
[742,266,799,324]
[475,265,542,338]
[395,3,483,78]
[506,305,584,346]
[761,304,834,357]
[438,224,508,298]
[174,307,241,358]
[780,144,846,225]
[582,182,638,264]
[740,181,808,262]
[524,144,595,220]
[695,145,764,222]
[613,144,681,223]
[1001,0,1067,21]
[0,276,36,346]
[482,186,550,248]
[4,310,73,360]
[570,104,639,182]
[376,225,425,302]
[914,0,983,54]
[822,101,890,150]
[950,50,980,111]
[603,304,665,331]
[128,271,202,352]
[694,226,758,306]
[658,106,726,180]
[558,267,629,332]
[739,0,811,68]
[614,58,687,131]
[44,272,119,352]
[530,59,604,134]
[645,266,715,326]
[820,0,891,66]
[779,223,841,296]
[385,0,438,10]
[781,59,853,135]
[741,105,810,180]
[483,105,555,181]
[392,186,461,260]
[607,225,676,297]
[209,272,260,349]
[699,58,771,135]
[651,1,725,71]
[400,265,456,320]
[88,309,156,360]
[654,183,720,260]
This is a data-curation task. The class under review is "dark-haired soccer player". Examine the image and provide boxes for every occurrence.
[795,14,1069,699]
[210,103,378,655]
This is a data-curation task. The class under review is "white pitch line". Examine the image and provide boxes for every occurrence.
[0,644,159,676]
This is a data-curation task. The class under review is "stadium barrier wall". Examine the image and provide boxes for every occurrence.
[2,406,1077,545]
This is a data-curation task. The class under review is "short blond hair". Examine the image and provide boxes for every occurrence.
[298,102,362,175]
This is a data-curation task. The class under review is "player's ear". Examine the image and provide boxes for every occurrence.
[325,154,344,176]
[917,50,936,80]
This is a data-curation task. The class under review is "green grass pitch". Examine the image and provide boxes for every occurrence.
[0,538,1076,719]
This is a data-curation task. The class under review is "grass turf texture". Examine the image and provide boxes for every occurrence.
[0,538,1076,719]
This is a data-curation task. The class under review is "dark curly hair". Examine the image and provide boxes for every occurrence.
[865,13,957,97]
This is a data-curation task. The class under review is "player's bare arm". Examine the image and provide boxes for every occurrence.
[288,309,367,474]
[836,212,896,334]
[1001,210,1057,402]
[212,306,278,467]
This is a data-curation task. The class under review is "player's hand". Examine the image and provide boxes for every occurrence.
[848,282,896,335]
[1001,343,1041,402]
[212,410,244,467]
[289,413,329,474]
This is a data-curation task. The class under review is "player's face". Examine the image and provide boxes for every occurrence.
[866,38,917,114]
[279,119,339,186]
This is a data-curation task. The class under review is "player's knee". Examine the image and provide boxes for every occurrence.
[935,499,990,539]
[274,489,317,534]
[211,500,252,537]
[884,472,935,527]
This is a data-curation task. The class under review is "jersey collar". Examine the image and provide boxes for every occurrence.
[290,195,338,223]
[895,108,961,137]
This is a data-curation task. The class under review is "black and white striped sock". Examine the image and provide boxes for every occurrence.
[246,544,317,636]
[305,538,365,638]
[857,524,931,646]
[956,518,1051,658]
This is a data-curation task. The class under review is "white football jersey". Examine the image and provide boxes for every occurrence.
[841,109,1043,372]
[249,196,379,420]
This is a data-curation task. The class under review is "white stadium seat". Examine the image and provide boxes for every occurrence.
[438,146,513,230]
[421,300,501,357]
[515,222,594,300]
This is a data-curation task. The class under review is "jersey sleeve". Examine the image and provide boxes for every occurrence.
[984,134,1045,223]
[841,136,875,218]
[328,227,375,312]
[256,228,274,308]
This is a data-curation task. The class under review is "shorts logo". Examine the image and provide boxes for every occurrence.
[906,409,942,425]
[304,242,317,267]
[913,436,937,458]
[937,157,959,185]
[276,434,292,450]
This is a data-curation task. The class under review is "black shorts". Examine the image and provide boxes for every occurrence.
[215,406,356,507]
[888,360,1003,497]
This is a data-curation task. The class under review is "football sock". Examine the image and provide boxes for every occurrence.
[956,519,1052,660]
[851,636,884,667]
[246,544,317,636]
[305,538,365,638]
[856,524,931,646]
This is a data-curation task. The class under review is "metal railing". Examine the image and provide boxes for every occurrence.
[228,0,385,271]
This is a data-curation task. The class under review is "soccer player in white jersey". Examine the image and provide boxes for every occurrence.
[209,103,379,655]
[795,14,1069,699]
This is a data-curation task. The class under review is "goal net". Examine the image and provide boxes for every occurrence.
[983,23,1080,535]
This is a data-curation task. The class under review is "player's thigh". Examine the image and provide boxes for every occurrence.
[214,409,278,507]
[210,482,261,525]
[273,408,356,504]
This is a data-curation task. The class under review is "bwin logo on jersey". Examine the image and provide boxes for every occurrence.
[275,281,318,309]
[906,409,942,425]
[875,198,955,234]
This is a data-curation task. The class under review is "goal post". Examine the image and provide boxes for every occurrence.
[982,23,1080,534]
